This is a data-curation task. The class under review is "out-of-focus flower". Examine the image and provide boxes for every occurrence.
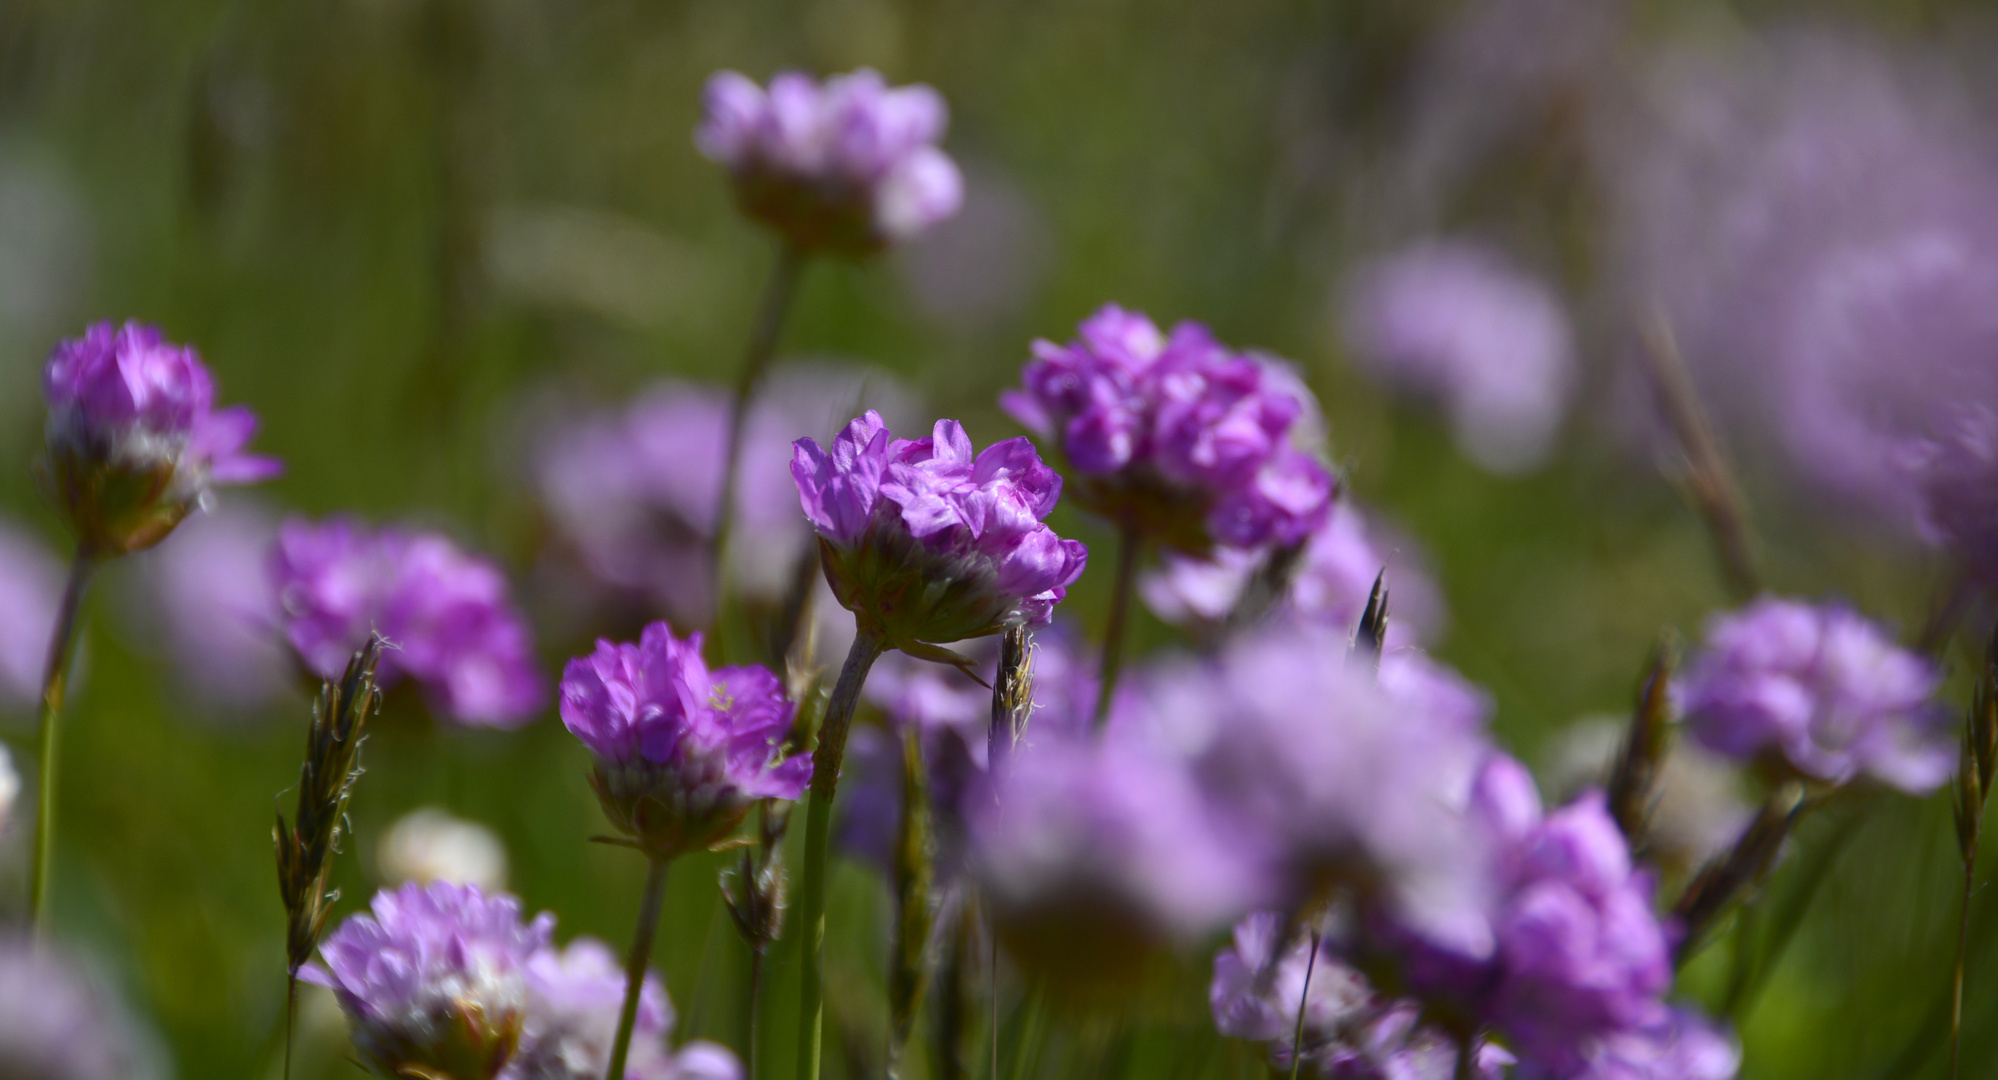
[898,165,1053,333]
[502,937,742,1080]
[1140,624,1494,953]
[306,881,554,1080]
[269,516,546,728]
[967,731,1268,993]
[1603,32,1998,534]
[1342,240,1576,474]
[697,68,962,255]
[560,622,806,860]
[1675,598,1950,793]
[1003,305,1335,553]
[0,744,17,837]
[1911,405,1998,584]
[0,522,60,713]
[793,413,1087,649]
[379,807,509,890]
[1392,756,1676,1077]
[534,365,912,629]
[142,501,290,711]
[1546,718,1750,880]
[41,321,279,556]
[0,938,163,1080]
[1141,500,1444,644]
[1529,1007,1741,1080]
[1210,912,1513,1080]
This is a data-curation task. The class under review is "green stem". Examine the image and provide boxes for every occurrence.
[711,243,808,605]
[1092,526,1141,729]
[795,629,885,1080]
[1287,929,1319,1080]
[29,549,93,934]
[1953,851,1976,1080]
[606,857,671,1080]
[748,947,765,1080]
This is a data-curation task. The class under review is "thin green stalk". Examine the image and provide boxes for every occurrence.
[606,858,671,1080]
[795,630,885,1080]
[747,948,765,1080]
[1953,853,1975,1080]
[1287,930,1320,1080]
[29,548,93,934]
[1092,525,1141,729]
[712,243,808,597]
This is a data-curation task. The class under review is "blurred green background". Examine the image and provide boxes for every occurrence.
[0,0,1988,1077]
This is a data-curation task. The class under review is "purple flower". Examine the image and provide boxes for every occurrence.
[502,937,742,1080]
[269,516,546,728]
[0,522,61,713]
[1003,305,1335,553]
[41,321,279,555]
[1342,240,1576,473]
[1911,405,1998,584]
[559,622,807,859]
[697,69,962,254]
[967,731,1267,994]
[1536,1008,1741,1080]
[1141,500,1444,644]
[142,502,291,712]
[1675,597,1950,793]
[0,937,163,1080]
[1138,624,1495,954]
[306,881,555,1080]
[792,412,1087,649]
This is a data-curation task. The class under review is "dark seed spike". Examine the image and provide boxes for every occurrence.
[1671,782,1805,966]
[989,625,1033,772]
[1352,569,1389,660]
[1609,638,1678,851]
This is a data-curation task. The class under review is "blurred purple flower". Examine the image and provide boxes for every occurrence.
[1211,912,1513,1080]
[697,68,962,254]
[1675,597,1949,793]
[503,936,741,1080]
[1141,500,1443,645]
[1138,624,1494,954]
[1534,1007,1741,1080]
[306,881,555,1080]
[968,730,1267,992]
[793,412,1087,648]
[560,622,805,859]
[42,321,279,555]
[1910,405,1998,584]
[270,516,546,727]
[143,501,290,711]
[1003,305,1335,552]
[1342,240,1576,474]
[0,522,60,713]
[0,937,162,1080]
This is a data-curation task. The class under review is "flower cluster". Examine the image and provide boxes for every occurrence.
[792,412,1087,649]
[308,882,555,1080]
[1003,304,1335,553]
[1675,597,1951,793]
[41,321,280,555]
[0,937,161,1080]
[504,938,740,1080]
[559,622,807,859]
[697,69,962,254]
[268,516,546,727]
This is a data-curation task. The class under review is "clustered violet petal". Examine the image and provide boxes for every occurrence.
[697,69,962,255]
[1003,305,1334,554]
[42,321,280,555]
[793,412,1086,650]
[503,937,742,1080]
[269,516,546,728]
[559,622,807,860]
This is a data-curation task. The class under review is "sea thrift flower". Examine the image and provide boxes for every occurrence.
[1342,239,1576,473]
[145,502,291,711]
[968,732,1267,993]
[1003,305,1335,552]
[1675,598,1951,793]
[1912,405,1998,583]
[0,938,161,1080]
[380,807,509,890]
[1140,624,1494,952]
[560,622,807,859]
[307,881,554,1080]
[792,413,1087,651]
[502,937,742,1080]
[269,517,546,727]
[1211,914,1511,1080]
[697,68,963,255]
[0,522,60,712]
[41,321,279,555]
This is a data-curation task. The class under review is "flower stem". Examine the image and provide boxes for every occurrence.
[796,629,885,1080]
[711,242,808,605]
[29,548,93,935]
[606,857,671,1080]
[747,947,765,1080]
[1953,850,1977,1080]
[1092,525,1141,729]
[1637,313,1760,601]
[1287,929,1319,1080]
[283,973,298,1080]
